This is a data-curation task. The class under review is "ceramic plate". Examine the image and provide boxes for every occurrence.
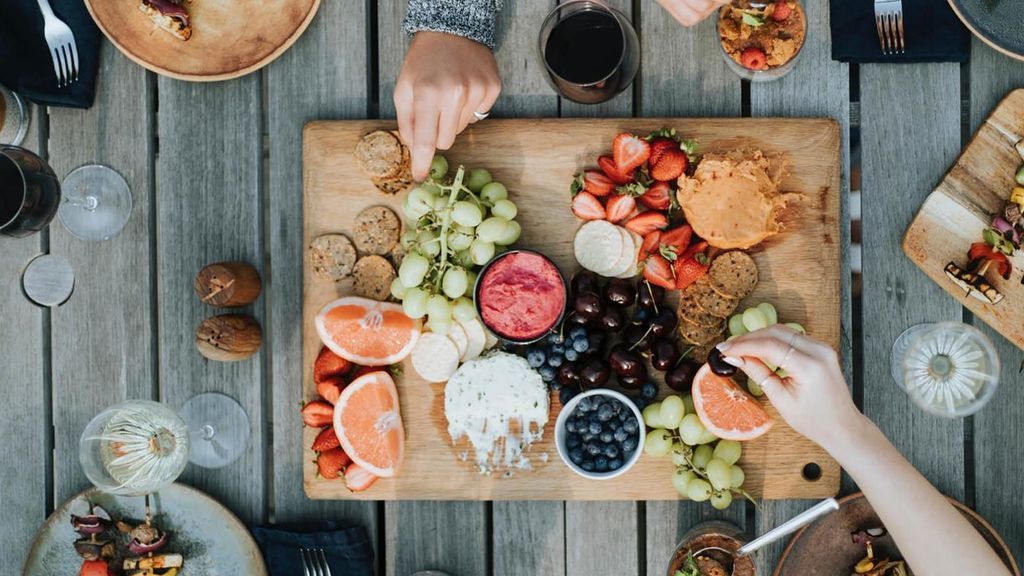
[949,0,1024,61]
[774,492,1020,575]
[23,483,267,576]
[85,0,320,81]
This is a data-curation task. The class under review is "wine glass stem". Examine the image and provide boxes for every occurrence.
[64,194,98,212]
[199,424,216,441]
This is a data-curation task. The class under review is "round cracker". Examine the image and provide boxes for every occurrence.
[708,251,758,299]
[354,130,404,179]
[457,317,488,362]
[447,322,469,359]
[574,220,625,276]
[677,292,724,328]
[354,206,401,255]
[606,226,638,278]
[308,233,357,281]
[411,332,461,383]
[690,276,739,319]
[353,255,396,301]
[678,317,726,346]
[615,230,643,279]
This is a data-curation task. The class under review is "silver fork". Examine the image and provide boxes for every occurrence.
[300,548,333,576]
[35,0,79,87]
[874,0,905,56]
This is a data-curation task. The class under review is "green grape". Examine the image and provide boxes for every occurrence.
[426,294,453,321]
[672,469,696,497]
[712,440,742,465]
[644,429,673,457]
[682,395,694,415]
[670,442,692,467]
[442,267,469,299]
[710,490,733,510]
[453,223,475,235]
[398,253,430,288]
[390,278,408,300]
[432,195,449,212]
[406,187,436,219]
[747,377,764,397]
[776,367,788,379]
[491,199,518,220]
[417,230,441,257]
[757,302,778,325]
[455,249,474,268]
[477,216,510,244]
[453,297,477,322]
[784,322,806,334]
[742,307,769,332]
[466,168,493,193]
[451,200,483,227]
[693,444,713,470]
[706,459,732,491]
[729,465,745,489]
[429,155,449,180]
[427,315,452,336]
[480,181,508,203]
[728,313,747,337]
[642,402,663,428]
[470,239,496,266]
[421,182,443,195]
[402,288,428,319]
[696,428,719,445]
[678,414,704,445]
[687,479,713,502]
[660,395,685,429]
[494,220,522,246]
[447,229,474,251]
[466,270,479,291]
[400,229,418,248]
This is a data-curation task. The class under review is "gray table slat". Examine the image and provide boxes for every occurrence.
[48,47,157,503]
[493,501,566,576]
[859,62,965,498]
[385,501,488,576]
[266,0,380,542]
[156,75,266,525]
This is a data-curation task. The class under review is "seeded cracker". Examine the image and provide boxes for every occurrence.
[690,276,740,319]
[353,255,397,300]
[678,317,726,346]
[308,234,357,281]
[353,206,401,255]
[708,251,759,299]
[354,130,404,179]
[677,292,724,328]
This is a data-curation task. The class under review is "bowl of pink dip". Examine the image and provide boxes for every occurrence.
[474,250,568,344]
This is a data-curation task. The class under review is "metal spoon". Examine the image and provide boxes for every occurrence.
[693,497,839,575]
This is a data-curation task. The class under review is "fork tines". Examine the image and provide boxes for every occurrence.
[300,548,333,576]
[874,0,905,56]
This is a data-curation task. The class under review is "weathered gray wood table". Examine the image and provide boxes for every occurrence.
[3,1,1023,574]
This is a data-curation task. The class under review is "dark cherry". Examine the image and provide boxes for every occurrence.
[603,278,637,307]
[651,338,680,371]
[557,361,582,387]
[618,374,643,389]
[571,271,600,298]
[707,347,738,377]
[636,281,665,310]
[623,324,653,353]
[569,312,590,326]
[649,308,679,338]
[580,359,611,387]
[573,292,604,320]
[609,343,645,378]
[598,306,626,332]
[665,361,699,392]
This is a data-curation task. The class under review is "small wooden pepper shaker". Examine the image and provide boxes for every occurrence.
[194,262,261,307]
[195,314,262,361]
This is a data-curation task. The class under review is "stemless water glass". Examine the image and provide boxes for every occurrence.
[890,322,1000,418]
[538,0,640,105]
[0,85,30,147]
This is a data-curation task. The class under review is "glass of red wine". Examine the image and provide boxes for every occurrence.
[0,145,60,238]
[538,0,640,105]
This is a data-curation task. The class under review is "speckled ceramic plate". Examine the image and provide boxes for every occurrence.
[23,483,267,576]
[949,0,1024,61]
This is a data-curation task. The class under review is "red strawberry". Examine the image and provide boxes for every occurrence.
[659,225,693,255]
[643,254,676,290]
[649,147,689,181]
[681,240,709,261]
[345,462,379,492]
[582,170,615,197]
[313,346,352,384]
[316,447,350,479]
[312,426,341,451]
[301,400,334,428]
[648,137,677,159]
[316,378,346,405]
[612,133,651,174]
[598,155,634,185]
[638,181,673,211]
[605,194,637,224]
[624,212,668,236]
[572,191,607,221]
[639,230,662,261]
[674,257,709,290]
[771,2,793,21]
[349,365,380,381]
[740,47,768,71]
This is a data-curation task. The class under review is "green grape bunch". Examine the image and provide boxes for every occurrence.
[391,155,521,335]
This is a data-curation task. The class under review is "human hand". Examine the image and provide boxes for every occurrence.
[716,325,865,452]
[394,31,501,181]
[655,0,732,27]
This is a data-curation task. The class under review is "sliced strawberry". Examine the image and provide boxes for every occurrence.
[316,377,345,405]
[740,47,768,71]
[345,462,379,492]
[648,137,677,160]
[660,225,693,255]
[613,133,651,174]
[598,155,634,185]
[681,240,710,261]
[583,170,615,197]
[80,560,113,576]
[674,257,709,290]
[572,191,607,221]
[316,447,350,480]
[639,230,662,261]
[313,346,352,384]
[624,212,668,236]
[771,2,793,21]
[637,181,673,211]
[643,254,676,290]
[649,147,689,182]
[301,400,334,428]
[312,426,341,451]
[605,194,637,224]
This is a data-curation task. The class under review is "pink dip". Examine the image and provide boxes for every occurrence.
[478,252,566,342]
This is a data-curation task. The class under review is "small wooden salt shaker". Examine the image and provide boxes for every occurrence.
[195,314,262,362]
[194,262,261,307]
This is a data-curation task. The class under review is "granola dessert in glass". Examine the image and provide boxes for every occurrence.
[718,1,807,82]
[667,521,755,576]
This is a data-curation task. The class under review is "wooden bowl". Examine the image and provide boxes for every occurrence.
[85,0,320,81]
[774,492,1020,575]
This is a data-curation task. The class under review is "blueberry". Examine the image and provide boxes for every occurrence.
[581,460,596,472]
[565,420,577,434]
[550,381,562,391]
[622,437,638,453]
[597,404,614,421]
[550,343,566,356]
[586,442,602,456]
[569,448,584,463]
[547,354,564,368]
[609,458,623,470]
[569,325,588,340]
[595,457,609,472]
[526,348,546,368]
[577,397,593,412]
[623,418,639,434]
[548,332,565,345]
[604,444,619,459]
[588,421,602,435]
[567,435,582,449]
[572,337,590,353]
[633,397,648,411]
[613,428,628,443]
[564,348,579,362]
[600,431,613,443]
[641,382,658,400]
[538,365,556,383]
[559,387,577,405]
[582,433,595,442]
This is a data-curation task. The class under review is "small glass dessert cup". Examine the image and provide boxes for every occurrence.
[667,521,756,576]
[718,1,807,82]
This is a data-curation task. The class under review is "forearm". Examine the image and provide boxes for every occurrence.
[404,0,499,49]
[826,416,1009,576]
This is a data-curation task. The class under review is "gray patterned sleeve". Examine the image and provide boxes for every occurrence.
[403,0,501,50]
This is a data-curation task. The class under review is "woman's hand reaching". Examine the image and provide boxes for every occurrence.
[655,0,732,27]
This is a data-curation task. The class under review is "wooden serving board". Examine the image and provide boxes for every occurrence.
[302,118,842,500]
[905,89,1024,349]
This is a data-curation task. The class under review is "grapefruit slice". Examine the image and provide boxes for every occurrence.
[332,371,405,477]
[316,296,421,366]
[691,364,773,441]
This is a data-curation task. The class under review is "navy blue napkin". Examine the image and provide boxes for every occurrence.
[0,0,100,108]
[830,0,970,63]
[250,523,374,576]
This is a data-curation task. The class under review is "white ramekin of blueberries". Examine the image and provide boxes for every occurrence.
[555,388,645,479]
